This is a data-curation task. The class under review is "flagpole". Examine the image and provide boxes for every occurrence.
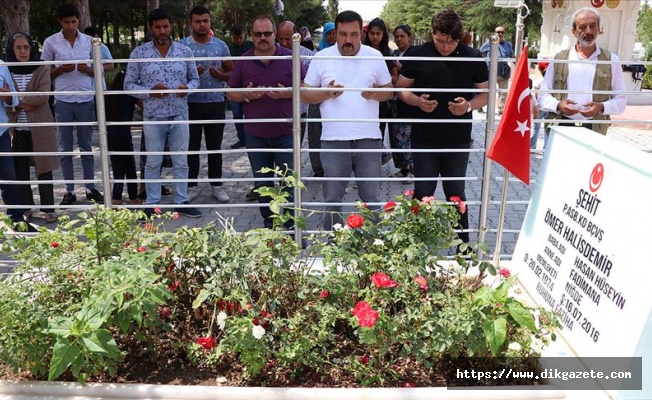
[491,1,530,267]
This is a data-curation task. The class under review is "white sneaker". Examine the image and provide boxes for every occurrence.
[187,186,199,202]
[212,187,230,203]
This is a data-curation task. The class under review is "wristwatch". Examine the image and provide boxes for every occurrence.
[466,101,472,114]
[243,93,251,103]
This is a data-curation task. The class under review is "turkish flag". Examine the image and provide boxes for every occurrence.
[487,45,531,185]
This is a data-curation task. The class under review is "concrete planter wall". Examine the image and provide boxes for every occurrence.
[0,380,567,400]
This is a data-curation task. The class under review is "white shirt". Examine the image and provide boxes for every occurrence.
[304,44,391,141]
[538,45,626,121]
[41,30,95,103]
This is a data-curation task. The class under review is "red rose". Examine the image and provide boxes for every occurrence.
[173,212,180,220]
[449,196,467,214]
[404,189,414,197]
[360,354,370,365]
[137,246,147,252]
[346,214,364,229]
[351,301,379,328]
[160,307,170,318]
[50,242,59,248]
[414,275,428,292]
[197,336,216,350]
[320,290,329,299]
[371,272,398,288]
[154,207,162,215]
[498,268,511,278]
[410,204,420,214]
[402,382,416,387]
[168,281,180,291]
[383,201,397,212]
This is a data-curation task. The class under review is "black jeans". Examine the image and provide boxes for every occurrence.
[188,102,226,187]
[108,125,138,201]
[412,139,471,243]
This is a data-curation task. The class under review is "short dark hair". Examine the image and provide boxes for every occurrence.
[84,26,100,37]
[431,8,463,40]
[251,15,276,32]
[57,3,79,20]
[148,8,173,27]
[190,5,210,19]
[231,23,246,36]
[335,10,363,31]
[393,24,412,38]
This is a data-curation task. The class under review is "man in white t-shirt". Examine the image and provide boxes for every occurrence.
[302,10,393,231]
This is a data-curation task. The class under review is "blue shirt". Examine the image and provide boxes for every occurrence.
[179,36,231,103]
[124,41,200,119]
[0,64,19,137]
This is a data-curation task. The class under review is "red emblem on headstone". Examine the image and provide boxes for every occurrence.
[552,0,557,8]
[591,0,605,8]
[589,163,604,193]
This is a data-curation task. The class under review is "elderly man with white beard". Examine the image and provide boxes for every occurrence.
[538,7,626,136]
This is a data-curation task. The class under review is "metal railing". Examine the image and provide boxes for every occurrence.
[1,35,650,262]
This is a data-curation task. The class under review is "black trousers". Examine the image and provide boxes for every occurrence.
[108,126,138,200]
[188,102,226,187]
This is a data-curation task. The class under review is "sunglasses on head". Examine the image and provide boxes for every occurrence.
[252,31,274,38]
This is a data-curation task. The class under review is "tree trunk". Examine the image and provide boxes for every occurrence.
[147,0,159,15]
[70,0,92,30]
[0,0,30,36]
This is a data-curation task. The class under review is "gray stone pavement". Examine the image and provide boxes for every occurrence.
[2,106,651,269]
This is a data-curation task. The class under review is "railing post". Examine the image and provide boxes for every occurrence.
[477,36,501,258]
[91,38,112,208]
[291,33,303,245]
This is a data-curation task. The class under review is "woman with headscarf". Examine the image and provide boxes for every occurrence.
[299,26,314,51]
[307,22,336,178]
[6,32,59,224]
[318,22,336,51]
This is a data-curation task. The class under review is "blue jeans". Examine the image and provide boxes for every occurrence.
[532,110,549,149]
[0,132,24,222]
[54,100,96,192]
[143,116,189,205]
[412,140,471,243]
[320,139,382,231]
[244,133,293,229]
[231,101,245,143]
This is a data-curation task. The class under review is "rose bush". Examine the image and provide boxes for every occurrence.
[0,171,559,387]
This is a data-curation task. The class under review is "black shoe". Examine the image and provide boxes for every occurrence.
[313,171,324,177]
[161,186,171,196]
[174,202,202,218]
[245,188,260,201]
[230,140,245,149]
[86,189,104,203]
[60,192,77,205]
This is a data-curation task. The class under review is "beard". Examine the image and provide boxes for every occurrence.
[193,30,208,37]
[576,34,597,48]
[154,35,171,45]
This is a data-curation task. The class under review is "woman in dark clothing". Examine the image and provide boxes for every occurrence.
[105,68,140,205]
[363,18,396,164]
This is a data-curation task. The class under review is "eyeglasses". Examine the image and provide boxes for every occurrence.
[433,35,459,46]
[13,45,30,51]
[252,31,274,38]
[495,31,505,34]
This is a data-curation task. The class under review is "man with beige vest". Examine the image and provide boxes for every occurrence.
[538,7,626,135]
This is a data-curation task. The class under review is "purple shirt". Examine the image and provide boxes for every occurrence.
[228,44,306,138]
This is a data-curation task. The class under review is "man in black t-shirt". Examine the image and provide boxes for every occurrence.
[396,8,488,243]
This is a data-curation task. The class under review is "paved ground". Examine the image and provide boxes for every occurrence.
[2,104,650,269]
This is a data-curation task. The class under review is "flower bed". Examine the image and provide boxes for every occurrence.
[0,176,558,388]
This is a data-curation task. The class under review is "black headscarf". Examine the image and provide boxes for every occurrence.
[6,32,41,74]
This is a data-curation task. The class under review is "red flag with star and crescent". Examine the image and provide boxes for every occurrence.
[487,45,531,185]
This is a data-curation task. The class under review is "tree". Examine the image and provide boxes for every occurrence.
[637,4,652,46]
[327,0,338,21]
[0,0,30,36]
[70,0,92,29]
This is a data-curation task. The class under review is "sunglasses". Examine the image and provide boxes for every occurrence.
[252,31,274,38]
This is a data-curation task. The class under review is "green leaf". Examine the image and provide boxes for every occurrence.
[484,317,507,356]
[473,286,493,307]
[81,334,108,354]
[96,329,122,357]
[45,317,73,338]
[49,338,81,381]
[494,279,509,304]
[505,299,537,332]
